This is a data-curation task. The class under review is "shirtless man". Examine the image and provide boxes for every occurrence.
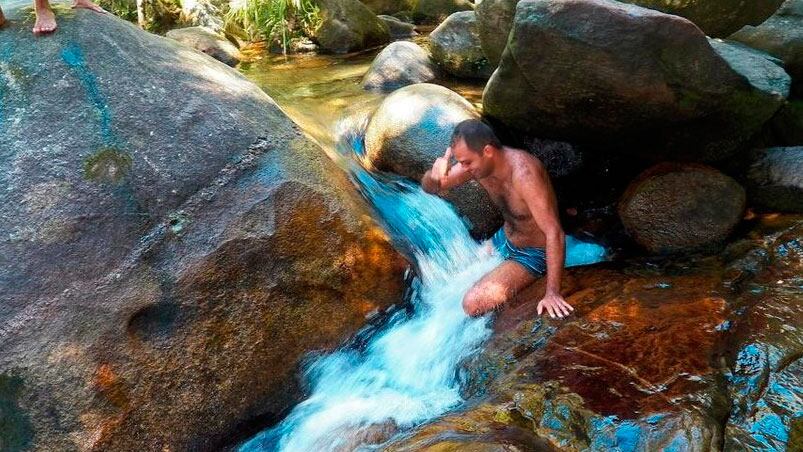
[0,0,105,35]
[421,119,574,319]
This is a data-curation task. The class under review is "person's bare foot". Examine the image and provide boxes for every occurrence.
[33,4,57,34]
[0,7,6,27]
[72,0,106,14]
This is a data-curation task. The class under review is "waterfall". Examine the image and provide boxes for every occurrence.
[239,118,607,452]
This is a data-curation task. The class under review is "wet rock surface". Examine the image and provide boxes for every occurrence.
[429,11,493,80]
[386,216,803,451]
[0,9,405,451]
[482,0,789,163]
[362,41,436,92]
[618,163,746,254]
[363,83,503,238]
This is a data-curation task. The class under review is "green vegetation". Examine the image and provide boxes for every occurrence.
[225,0,321,53]
[96,0,183,33]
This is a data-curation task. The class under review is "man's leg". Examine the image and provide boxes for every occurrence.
[0,6,6,27]
[462,261,537,317]
[33,0,57,34]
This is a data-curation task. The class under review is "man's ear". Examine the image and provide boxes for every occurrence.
[483,144,494,157]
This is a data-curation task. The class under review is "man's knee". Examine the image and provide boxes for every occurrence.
[462,284,508,316]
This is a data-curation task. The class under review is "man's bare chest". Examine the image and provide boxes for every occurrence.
[480,180,531,221]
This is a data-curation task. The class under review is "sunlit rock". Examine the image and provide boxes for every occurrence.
[483,0,789,163]
[312,0,391,53]
[166,26,241,66]
[620,0,784,37]
[378,14,418,39]
[475,0,518,66]
[361,0,415,15]
[0,8,405,450]
[362,41,436,92]
[429,11,493,80]
[730,0,803,97]
[363,83,502,238]
[618,163,745,254]
[412,0,474,25]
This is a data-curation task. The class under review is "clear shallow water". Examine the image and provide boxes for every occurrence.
[239,118,608,451]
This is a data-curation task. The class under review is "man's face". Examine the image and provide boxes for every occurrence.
[453,139,493,179]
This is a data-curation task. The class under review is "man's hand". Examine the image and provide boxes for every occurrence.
[537,291,573,318]
[431,147,453,185]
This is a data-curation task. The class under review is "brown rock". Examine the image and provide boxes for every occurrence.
[618,164,746,254]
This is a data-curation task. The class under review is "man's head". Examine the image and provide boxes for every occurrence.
[449,119,503,179]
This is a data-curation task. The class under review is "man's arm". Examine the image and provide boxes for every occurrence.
[519,161,573,318]
[421,147,472,194]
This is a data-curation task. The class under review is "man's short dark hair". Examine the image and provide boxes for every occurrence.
[450,119,502,153]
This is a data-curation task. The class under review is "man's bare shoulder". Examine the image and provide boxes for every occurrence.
[505,147,548,184]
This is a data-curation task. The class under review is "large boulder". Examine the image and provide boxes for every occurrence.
[483,0,790,163]
[412,0,474,25]
[166,26,241,66]
[0,8,404,451]
[361,0,416,15]
[745,147,803,212]
[475,0,519,66]
[362,41,436,92]
[362,84,502,237]
[618,163,746,254]
[312,0,391,53]
[429,11,494,79]
[730,0,803,97]
[619,0,785,37]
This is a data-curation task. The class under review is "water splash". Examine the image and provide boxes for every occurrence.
[240,119,607,452]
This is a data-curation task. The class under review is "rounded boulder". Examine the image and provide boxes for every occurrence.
[429,11,494,79]
[618,164,746,254]
[363,83,502,236]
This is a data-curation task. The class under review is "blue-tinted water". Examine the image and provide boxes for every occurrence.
[240,120,607,452]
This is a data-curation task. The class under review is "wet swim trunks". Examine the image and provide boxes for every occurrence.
[491,228,547,276]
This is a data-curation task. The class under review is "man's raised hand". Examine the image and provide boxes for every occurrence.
[431,147,453,185]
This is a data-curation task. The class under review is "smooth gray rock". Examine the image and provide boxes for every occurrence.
[730,0,803,97]
[0,8,403,451]
[378,14,418,39]
[362,41,437,92]
[312,0,391,53]
[746,146,803,212]
[363,83,502,237]
[429,11,493,79]
[475,0,519,66]
[166,26,241,66]
[483,0,789,163]
[618,0,785,37]
[412,0,474,24]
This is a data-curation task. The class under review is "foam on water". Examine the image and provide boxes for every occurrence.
[239,121,607,452]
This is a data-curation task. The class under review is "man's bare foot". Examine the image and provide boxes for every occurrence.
[33,5,57,34]
[72,0,106,14]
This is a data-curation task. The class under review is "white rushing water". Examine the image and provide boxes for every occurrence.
[239,121,607,452]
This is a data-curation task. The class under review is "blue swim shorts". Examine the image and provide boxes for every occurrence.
[491,228,547,276]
